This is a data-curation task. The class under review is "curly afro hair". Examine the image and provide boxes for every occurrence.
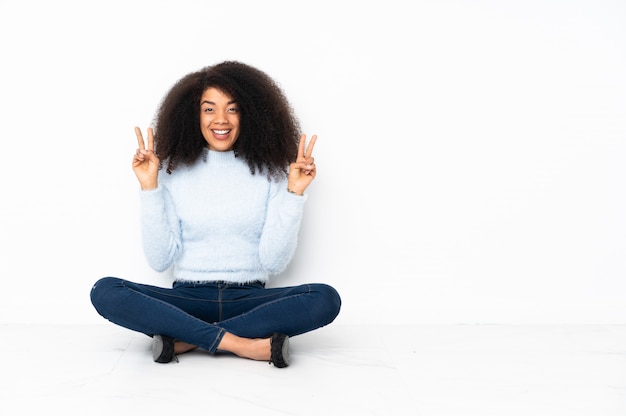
[152,61,301,181]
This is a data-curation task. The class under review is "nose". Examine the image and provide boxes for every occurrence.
[214,109,228,123]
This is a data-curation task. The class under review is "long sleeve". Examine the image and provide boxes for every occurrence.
[139,185,182,272]
[258,179,308,274]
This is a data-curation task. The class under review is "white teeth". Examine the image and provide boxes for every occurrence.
[213,129,230,134]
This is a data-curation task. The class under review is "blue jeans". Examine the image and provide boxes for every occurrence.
[90,277,341,353]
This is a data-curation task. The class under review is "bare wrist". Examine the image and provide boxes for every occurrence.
[141,183,158,191]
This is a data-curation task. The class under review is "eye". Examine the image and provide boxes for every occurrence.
[228,106,239,113]
[203,106,214,113]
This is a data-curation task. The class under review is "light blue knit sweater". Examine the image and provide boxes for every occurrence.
[139,150,307,284]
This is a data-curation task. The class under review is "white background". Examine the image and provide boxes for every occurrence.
[0,0,624,326]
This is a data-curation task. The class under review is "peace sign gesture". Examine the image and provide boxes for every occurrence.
[132,126,160,190]
[287,134,317,196]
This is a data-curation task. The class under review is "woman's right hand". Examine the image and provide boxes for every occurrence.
[132,126,160,190]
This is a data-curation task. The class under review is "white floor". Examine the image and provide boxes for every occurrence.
[1,324,625,415]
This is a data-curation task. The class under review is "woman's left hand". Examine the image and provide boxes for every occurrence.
[287,134,317,195]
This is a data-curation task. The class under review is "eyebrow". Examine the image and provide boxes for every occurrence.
[200,100,237,105]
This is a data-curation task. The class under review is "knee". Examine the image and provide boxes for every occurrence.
[312,283,342,324]
[90,276,122,316]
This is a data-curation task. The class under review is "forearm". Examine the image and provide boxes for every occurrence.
[258,189,307,274]
[140,186,182,272]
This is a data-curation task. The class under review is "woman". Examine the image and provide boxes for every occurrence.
[90,61,341,368]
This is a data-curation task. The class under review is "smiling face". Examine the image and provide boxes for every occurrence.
[199,87,240,151]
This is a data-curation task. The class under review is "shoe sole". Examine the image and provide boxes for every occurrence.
[152,335,165,362]
[270,333,290,368]
[281,336,290,366]
[152,335,176,363]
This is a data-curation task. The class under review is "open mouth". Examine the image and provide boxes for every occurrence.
[212,129,231,135]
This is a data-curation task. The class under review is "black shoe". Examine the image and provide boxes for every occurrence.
[152,334,178,363]
[269,333,290,368]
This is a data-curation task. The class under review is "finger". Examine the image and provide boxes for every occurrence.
[135,126,146,150]
[305,134,317,159]
[147,127,155,152]
[291,160,315,173]
[297,134,306,161]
